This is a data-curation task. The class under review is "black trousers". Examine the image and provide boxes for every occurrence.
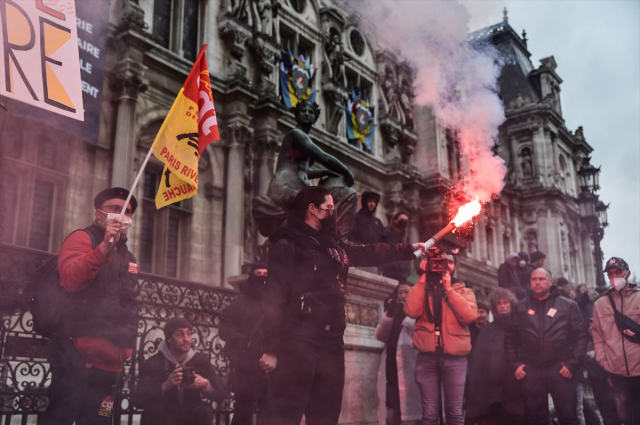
[266,333,345,425]
[520,363,579,425]
[607,373,640,425]
[40,339,120,425]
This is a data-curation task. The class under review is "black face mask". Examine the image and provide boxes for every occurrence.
[396,220,408,230]
[248,275,266,285]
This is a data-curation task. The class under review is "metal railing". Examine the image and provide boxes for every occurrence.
[0,243,237,424]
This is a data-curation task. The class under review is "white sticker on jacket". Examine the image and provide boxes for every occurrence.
[547,308,557,317]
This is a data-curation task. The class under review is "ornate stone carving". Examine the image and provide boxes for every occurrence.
[249,35,280,95]
[321,80,348,135]
[218,19,252,81]
[118,0,148,32]
[220,122,253,149]
[110,71,149,101]
[323,31,351,86]
[508,93,532,110]
[110,59,149,101]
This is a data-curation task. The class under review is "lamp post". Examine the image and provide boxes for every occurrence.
[578,157,608,292]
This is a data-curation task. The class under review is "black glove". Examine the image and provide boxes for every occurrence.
[386,298,398,317]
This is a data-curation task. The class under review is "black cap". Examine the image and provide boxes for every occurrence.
[94,187,137,213]
[604,257,629,273]
[164,317,193,339]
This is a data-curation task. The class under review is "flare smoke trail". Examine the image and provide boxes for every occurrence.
[348,0,507,203]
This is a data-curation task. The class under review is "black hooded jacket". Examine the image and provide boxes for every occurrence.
[505,287,588,374]
[219,271,268,396]
[348,191,383,245]
[262,215,416,354]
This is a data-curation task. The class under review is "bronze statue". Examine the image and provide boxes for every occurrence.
[253,101,358,237]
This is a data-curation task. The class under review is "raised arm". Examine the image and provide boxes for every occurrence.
[291,130,355,186]
[343,241,417,267]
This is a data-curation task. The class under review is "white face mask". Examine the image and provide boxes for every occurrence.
[519,260,526,267]
[98,211,133,234]
[610,276,627,292]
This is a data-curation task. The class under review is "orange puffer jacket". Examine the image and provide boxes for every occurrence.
[404,273,478,356]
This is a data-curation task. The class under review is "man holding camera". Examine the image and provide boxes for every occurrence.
[405,252,478,425]
[132,318,225,425]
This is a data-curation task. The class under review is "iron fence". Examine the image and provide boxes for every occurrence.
[0,244,237,424]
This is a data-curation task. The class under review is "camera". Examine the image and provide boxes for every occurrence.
[181,366,196,385]
[421,247,459,286]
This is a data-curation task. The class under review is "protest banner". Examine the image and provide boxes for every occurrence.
[10,0,110,144]
[0,0,83,121]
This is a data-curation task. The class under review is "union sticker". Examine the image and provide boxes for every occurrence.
[129,262,138,274]
[527,309,535,316]
[98,395,114,417]
[547,308,557,317]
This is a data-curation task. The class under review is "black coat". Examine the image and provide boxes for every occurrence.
[347,192,383,244]
[466,316,525,418]
[505,288,589,374]
[497,263,520,290]
[132,352,222,425]
[219,279,268,397]
[262,216,416,354]
[517,264,535,289]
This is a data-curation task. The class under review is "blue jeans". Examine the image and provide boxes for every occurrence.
[520,363,579,425]
[414,352,467,425]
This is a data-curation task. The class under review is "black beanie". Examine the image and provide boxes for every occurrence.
[250,262,268,275]
[94,187,138,213]
[164,317,192,339]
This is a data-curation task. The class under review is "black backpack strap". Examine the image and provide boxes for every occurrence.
[81,226,100,250]
[608,293,640,344]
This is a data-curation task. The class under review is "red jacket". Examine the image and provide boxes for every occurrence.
[58,231,133,372]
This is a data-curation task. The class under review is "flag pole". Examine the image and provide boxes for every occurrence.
[109,147,154,243]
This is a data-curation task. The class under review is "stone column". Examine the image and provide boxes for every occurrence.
[222,124,251,286]
[110,59,148,188]
[530,124,547,186]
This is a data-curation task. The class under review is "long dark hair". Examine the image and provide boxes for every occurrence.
[390,210,410,238]
[284,186,331,218]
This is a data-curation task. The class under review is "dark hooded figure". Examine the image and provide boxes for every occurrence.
[219,263,270,425]
[348,191,384,245]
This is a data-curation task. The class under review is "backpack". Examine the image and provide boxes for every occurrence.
[31,229,98,338]
[608,293,640,344]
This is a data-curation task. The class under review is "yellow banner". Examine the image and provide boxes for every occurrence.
[155,164,197,207]
[150,45,218,209]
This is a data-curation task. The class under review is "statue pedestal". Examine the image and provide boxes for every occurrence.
[228,268,400,425]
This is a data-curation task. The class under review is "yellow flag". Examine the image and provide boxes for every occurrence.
[151,45,219,208]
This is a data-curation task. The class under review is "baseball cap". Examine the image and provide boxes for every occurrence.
[604,257,629,273]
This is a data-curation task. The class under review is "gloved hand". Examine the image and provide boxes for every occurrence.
[386,298,398,317]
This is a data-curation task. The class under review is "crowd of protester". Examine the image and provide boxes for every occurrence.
[41,186,639,425]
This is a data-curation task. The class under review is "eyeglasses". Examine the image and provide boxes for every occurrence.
[100,204,133,216]
[317,207,334,216]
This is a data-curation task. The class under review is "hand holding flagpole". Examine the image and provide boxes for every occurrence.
[109,147,154,243]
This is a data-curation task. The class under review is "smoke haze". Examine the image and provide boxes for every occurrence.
[348,0,507,203]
